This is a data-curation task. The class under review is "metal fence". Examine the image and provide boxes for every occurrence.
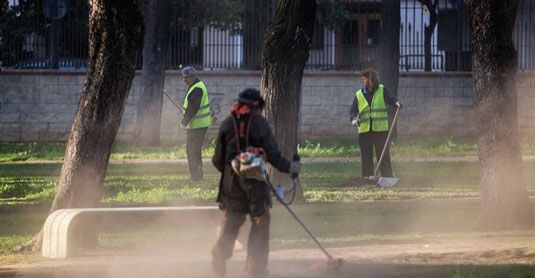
[1,0,534,71]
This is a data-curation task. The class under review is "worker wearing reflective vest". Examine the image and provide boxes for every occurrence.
[181,66,212,181]
[349,69,402,179]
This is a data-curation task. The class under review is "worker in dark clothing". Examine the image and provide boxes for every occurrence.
[349,69,402,180]
[180,66,212,181]
[211,88,301,277]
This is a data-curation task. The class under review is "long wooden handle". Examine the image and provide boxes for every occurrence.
[374,106,400,177]
[161,89,184,113]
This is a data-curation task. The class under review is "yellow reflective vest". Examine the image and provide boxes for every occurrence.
[183,81,212,129]
[355,84,388,133]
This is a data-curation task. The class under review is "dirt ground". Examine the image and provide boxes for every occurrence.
[1,234,534,278]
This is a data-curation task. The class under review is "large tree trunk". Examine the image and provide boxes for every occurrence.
[23,0,143,252]
[260,0,316,203]
[50,0,142,211]
[467,0,532,229]
[379,0,401,140]
[135,0,172,146]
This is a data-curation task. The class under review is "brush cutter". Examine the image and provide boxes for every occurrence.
[264,154,344,270]
[371,106,401,188]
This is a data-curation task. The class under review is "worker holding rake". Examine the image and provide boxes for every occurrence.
[350,68,402,184]
[211,88,301,277]
[180,66,212,181]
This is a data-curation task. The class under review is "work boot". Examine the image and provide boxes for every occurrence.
[211,248,226,277]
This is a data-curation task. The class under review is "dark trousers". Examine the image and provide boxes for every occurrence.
[358,131,393,177]
[186,127,208,180]
[212,211,270,274]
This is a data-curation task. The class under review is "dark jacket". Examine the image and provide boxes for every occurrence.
[212,110,291,217]
[349,85,398,120]
[181,78,203,126]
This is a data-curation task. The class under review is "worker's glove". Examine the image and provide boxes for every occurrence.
[350,117,360,126]
[395,101,403,108]
[289,161,301,175]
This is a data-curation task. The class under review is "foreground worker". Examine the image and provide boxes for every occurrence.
[211,88,300,277]
[180,66,212,181]
[349,68,402,180]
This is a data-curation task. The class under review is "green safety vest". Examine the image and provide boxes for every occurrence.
[183,81,212,129]
[355,84,389,134]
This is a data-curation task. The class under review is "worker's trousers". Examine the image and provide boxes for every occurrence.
[186,127,208,181]
[358,131,393,177]
[212,210,270,273]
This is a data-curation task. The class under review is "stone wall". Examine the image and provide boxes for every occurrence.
[1,70,534,142]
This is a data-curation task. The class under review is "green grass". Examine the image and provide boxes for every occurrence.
[1,159,534,257]
[1,161,535,209]
[0,212,47,255]
[3,137,535,162]
[450,265,535,278]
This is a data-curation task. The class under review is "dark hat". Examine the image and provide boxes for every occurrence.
[238,88,264,106]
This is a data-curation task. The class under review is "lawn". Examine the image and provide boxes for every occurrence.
[3,137,535,162]
[1,160,535,253]
[1,160,535,277]
[2,160,534,209]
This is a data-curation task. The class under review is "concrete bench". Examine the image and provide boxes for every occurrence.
[42,206,222,258]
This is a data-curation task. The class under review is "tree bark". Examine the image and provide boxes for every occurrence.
[260,0,316,202]
[379,0,400,139]
[18,0,143,251]
[50,0,142,211]
[467,0,532,229]
[135,0,172,146]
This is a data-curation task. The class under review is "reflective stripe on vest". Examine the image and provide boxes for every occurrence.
[355,84,389,133]
[183,81,212,129]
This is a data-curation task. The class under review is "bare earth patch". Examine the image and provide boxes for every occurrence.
[1,234,534,277]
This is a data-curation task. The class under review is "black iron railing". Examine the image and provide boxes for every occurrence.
[1,0,533,71]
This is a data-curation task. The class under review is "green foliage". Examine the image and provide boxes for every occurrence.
[316,0,350,29]
[0,0,48,67]
[171,0,243,32]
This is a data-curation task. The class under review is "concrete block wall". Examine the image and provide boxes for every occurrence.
[1,71,534,142]
[396,73,476,138]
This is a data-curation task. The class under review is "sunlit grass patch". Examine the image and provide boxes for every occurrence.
[3,137,535,162]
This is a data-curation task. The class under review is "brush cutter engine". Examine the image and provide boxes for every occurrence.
[231,147,267,180]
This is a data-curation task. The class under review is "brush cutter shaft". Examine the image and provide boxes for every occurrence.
[265,175,333,260]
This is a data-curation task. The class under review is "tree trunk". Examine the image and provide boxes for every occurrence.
[467,0,532,229]
[135,0,172,146]
[24,0,143,252]
[260,0,316,203]
[379,0,400,139]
